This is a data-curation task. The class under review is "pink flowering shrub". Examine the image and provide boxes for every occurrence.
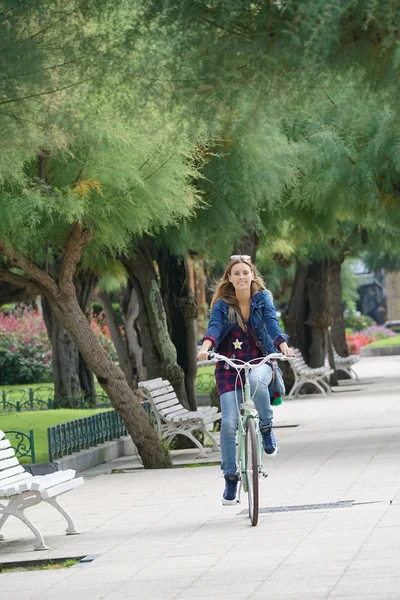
[345,325,396,354]
[0,306,119,385]
[345,332,376,354]
[0,307,52,384]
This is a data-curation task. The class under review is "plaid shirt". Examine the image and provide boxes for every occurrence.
[205,323,264,396]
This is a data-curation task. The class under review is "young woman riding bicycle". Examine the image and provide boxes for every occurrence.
[196,255,294,506]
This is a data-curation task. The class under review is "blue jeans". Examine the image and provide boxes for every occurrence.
[219,364,273,477]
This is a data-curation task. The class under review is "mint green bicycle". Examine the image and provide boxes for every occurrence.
[209,351,291,526]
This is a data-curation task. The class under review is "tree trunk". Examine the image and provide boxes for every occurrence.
[306,260,332,368]
[97,290,136,388]
[327,255,349,356]
[48,292,171,468]
[42,269,97,406]
[283,259,332,368]
[158,250,198,411]
[282,261,309,357]
[42,296,82,407]
[75,270,98,400]
[122,239,190,409]
[121,279,158,380]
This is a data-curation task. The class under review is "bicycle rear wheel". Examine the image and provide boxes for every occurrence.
[245,417,259,526]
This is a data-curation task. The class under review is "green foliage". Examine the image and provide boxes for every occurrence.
[0,112,205,262]
[175,113,301,260]
[142,0,400,123]
[344,302,374,331]
[0,1,210,274]
[341,260,360,306]
[0,339,52,386]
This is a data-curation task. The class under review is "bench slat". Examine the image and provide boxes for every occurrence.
[160,405,188,416]
[0,477,34,498]
[172,413,203,423]
[0,464,26,483]
[151,386,174,398]
[0,471,32,490]
[138,378,167,392]
[153,392,179,406]
[0,456,19,471]
[0,430,5,441]
[30,470,77,491]
[40,476,84,499]
[155,397,181,410]
[0,447,17,463]
[0,440,12,451]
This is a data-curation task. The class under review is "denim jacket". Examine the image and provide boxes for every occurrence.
[202,290,289,354]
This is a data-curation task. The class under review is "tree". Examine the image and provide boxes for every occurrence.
[0,43,205,466]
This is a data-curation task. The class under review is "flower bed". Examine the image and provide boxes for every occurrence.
[345,325,397,354]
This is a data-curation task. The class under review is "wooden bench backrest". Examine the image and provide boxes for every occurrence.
[0,430,33,490]
[138,379,190,421]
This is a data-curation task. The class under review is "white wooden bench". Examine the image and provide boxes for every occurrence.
[0,430,84,550]
[288,348,333,398]
[333,348,360,380]
[138,378,221,458]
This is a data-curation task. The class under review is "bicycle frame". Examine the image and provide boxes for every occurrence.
[208,352,284,498]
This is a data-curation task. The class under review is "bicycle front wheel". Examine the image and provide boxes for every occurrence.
[245,416,259,526]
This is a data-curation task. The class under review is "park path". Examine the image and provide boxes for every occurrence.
[1,355,400,599]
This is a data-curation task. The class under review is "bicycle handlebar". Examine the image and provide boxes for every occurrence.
[197,352,296,370]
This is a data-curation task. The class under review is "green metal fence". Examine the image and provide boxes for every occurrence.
[4,429,36,463]
[1,386,111,412]
[47,410,127,462]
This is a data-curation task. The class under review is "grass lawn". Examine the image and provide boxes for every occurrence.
[0,409,110,463]
[366,334,400,348]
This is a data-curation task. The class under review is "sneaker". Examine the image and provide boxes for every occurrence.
[261,423,279,457]
[222,475,239,505]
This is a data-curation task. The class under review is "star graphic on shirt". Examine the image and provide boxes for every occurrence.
[233,339,243,350]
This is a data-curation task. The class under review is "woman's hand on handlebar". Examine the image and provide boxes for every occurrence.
[197,349,210,361]
[197,340,213,362]
[278,342,295,358]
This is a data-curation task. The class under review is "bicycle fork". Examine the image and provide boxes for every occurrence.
[236,405,267,505]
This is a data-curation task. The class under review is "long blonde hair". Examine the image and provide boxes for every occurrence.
[210,257,269,331]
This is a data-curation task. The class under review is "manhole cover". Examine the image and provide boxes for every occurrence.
[239,500,354,515]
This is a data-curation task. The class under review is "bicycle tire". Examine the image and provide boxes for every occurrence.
[245,416,259,526]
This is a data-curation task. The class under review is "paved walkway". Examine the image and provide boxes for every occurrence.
[1,356,400,599]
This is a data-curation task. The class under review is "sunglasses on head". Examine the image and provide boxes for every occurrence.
[230,254,251,262]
